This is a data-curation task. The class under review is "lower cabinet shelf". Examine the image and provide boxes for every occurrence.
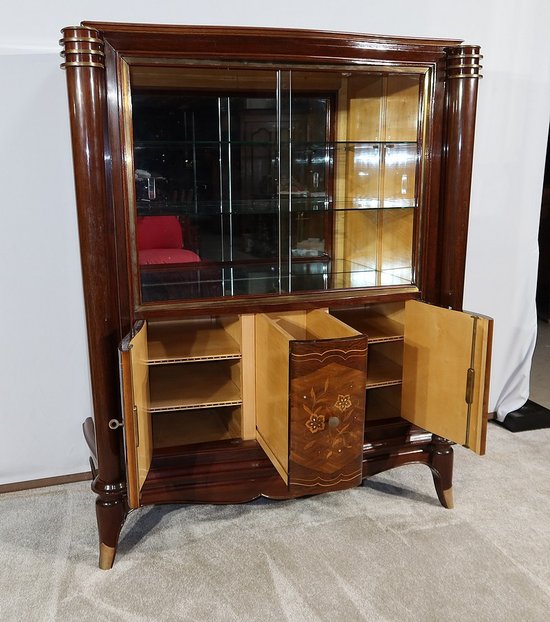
[149,362,242,412]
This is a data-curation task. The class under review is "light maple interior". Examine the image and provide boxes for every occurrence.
[123,300,490,506]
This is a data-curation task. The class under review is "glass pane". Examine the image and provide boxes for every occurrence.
[129,65,422,303]
[331,71,420,289]
[130,67,280,302]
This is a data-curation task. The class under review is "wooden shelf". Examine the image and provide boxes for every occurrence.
[332,309,404,343]
[147,319,241,364]
[149,362,242,412]
[366,348,403,388]
[153,408,241,449]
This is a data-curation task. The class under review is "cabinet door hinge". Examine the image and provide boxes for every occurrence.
[465,368,475,405]
[133,405,140,447]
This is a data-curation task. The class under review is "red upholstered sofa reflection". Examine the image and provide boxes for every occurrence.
[136,215,201,265]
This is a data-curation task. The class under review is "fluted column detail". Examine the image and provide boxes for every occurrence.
[439,45,483,310]
[60,26,127,568]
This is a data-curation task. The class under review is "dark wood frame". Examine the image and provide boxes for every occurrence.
[60,23,481,569]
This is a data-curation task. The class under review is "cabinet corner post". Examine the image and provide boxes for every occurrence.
[60,25,127,539]
[440,45,483,310]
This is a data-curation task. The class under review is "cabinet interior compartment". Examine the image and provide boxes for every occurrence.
[123,314,259,507]
[332,301,406,424]
[143,315,255,444]
[148,360,242,412]
[147,316,241,363]
[366,341,403,388]
[330,301,405,341]
[128,63,423,305]
[365,385,402,424]
[152,406,241,449]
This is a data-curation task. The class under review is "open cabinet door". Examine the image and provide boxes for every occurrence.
[401,301,492,454]
[119,321,152,508]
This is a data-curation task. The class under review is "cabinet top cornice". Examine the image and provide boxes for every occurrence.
[65,22,464,61]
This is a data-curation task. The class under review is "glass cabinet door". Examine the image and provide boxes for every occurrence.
[127,65,424,304]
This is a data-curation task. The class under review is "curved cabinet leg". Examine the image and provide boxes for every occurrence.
[429,436,454,509]
[93,479,128,570]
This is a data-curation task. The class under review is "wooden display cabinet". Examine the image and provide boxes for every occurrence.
[60,22,490,569]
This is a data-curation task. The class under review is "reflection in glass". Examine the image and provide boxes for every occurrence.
[129,67,421,303]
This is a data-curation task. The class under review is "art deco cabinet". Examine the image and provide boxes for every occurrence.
[60,22,490,569]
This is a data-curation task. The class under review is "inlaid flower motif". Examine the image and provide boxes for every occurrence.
[334,394,352,412]
[305,413,326,434]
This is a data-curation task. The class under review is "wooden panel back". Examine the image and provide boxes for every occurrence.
[379,209,414,271]
[347,75,383,141]
[384,75,421,142]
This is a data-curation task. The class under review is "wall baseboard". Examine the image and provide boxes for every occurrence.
[0,471,92,494]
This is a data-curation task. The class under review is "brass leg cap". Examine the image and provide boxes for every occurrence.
[99,543,116,570]
[443,487,454,509]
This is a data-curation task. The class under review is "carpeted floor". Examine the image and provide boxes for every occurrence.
[1,422,550,621]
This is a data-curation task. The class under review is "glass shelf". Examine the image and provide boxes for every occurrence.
[134,139,418,149]
[139,258,413,302]
[136,199,417,215]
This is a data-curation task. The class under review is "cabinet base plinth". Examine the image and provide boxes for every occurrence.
[92,419,454,567]
[136,419,453,508]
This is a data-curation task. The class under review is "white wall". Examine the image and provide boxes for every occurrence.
[1,0,549,483]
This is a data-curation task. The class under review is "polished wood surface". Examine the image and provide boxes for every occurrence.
[61,26,128,568]
[288,334,368,493]
[135,420,453,508]
[97,24,458,319]
[61,22,482,567]
[439,46,482,310]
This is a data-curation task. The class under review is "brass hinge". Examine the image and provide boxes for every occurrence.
[465,368,475,404]
[133,405,140,447]
[464,315,479,448]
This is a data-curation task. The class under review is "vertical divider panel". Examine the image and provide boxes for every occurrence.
[238,314,257,440]
[255,314,291,483]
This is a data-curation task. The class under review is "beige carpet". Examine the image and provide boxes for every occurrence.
[1,423,550,621]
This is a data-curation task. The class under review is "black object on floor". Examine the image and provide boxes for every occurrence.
[501,400,550,432]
